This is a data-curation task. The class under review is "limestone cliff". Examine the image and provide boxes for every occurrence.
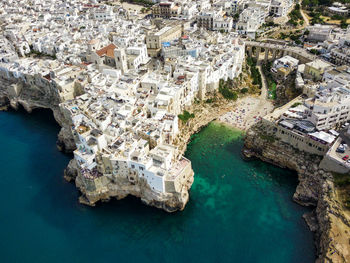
[243,121,350,263]
[0,78,75,152]
[275,75,302,107]
[0,78,194,212]
[64,158,194,212]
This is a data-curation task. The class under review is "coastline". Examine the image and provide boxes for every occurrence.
[0,77,265,212]
[2,79,346,262]
[181,93,349,262]
[243,121,350,262]
[0,100,316,263]
[213,119,246,133]
[174,94,274,158]
[0,89,195,212]
[218,97,273,131]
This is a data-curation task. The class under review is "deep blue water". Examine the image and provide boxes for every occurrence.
[0,109,315,263]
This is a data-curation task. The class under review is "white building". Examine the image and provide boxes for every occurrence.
[269,0,291,17]
[235,7,266,38]
[305,85,350,130]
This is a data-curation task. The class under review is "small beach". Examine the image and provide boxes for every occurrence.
[218,97,274,131]
[0,110,315,263]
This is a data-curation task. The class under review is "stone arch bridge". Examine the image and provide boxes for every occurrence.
[245,41,317,64]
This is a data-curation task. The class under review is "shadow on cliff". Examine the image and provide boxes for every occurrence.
[223,131,300,189]
[1,106,57,141]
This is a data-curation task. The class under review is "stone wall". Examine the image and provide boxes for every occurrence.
[320,155,350,175]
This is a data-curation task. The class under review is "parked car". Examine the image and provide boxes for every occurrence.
[342,155,349,161]
[337,145,345,153]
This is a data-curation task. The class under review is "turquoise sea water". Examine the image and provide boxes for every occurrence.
[0,109,315,263]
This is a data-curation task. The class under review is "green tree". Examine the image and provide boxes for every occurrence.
[341,19,348,29]
[178,111,195,123]
[302,0,310,6]
[240,88,249,94]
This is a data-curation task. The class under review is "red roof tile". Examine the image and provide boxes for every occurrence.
[96,44,117,58]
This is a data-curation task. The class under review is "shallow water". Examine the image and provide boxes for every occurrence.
[0,110,315,263]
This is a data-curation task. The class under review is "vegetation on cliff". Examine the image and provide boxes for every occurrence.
[178,110,195,123]
[246,57,262,89]
[218,79,238,101]
[258,133,277,143]
[261,62,277,100]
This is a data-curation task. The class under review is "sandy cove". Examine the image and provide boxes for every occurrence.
[217,65,273,131]
[218,96,274,131]
[173,93,274,158]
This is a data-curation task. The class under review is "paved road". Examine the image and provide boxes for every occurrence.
[299,0,310,26]
[257,65,269,100]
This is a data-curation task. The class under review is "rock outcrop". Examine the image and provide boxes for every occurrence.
[62,157,194,212]
[0,77,194,212]
[274,73,302,107]
[76,164,194,212]
[243,122,350,263]
[0,78,75,152]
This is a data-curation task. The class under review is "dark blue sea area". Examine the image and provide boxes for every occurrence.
[0,109,315,263]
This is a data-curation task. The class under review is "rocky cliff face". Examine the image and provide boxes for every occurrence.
[77,169,194,212]
[0,78,194,212]
[64,159,194,212]
[244,122,350,263]
[274,73,302,107]
[0,78,75,152]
